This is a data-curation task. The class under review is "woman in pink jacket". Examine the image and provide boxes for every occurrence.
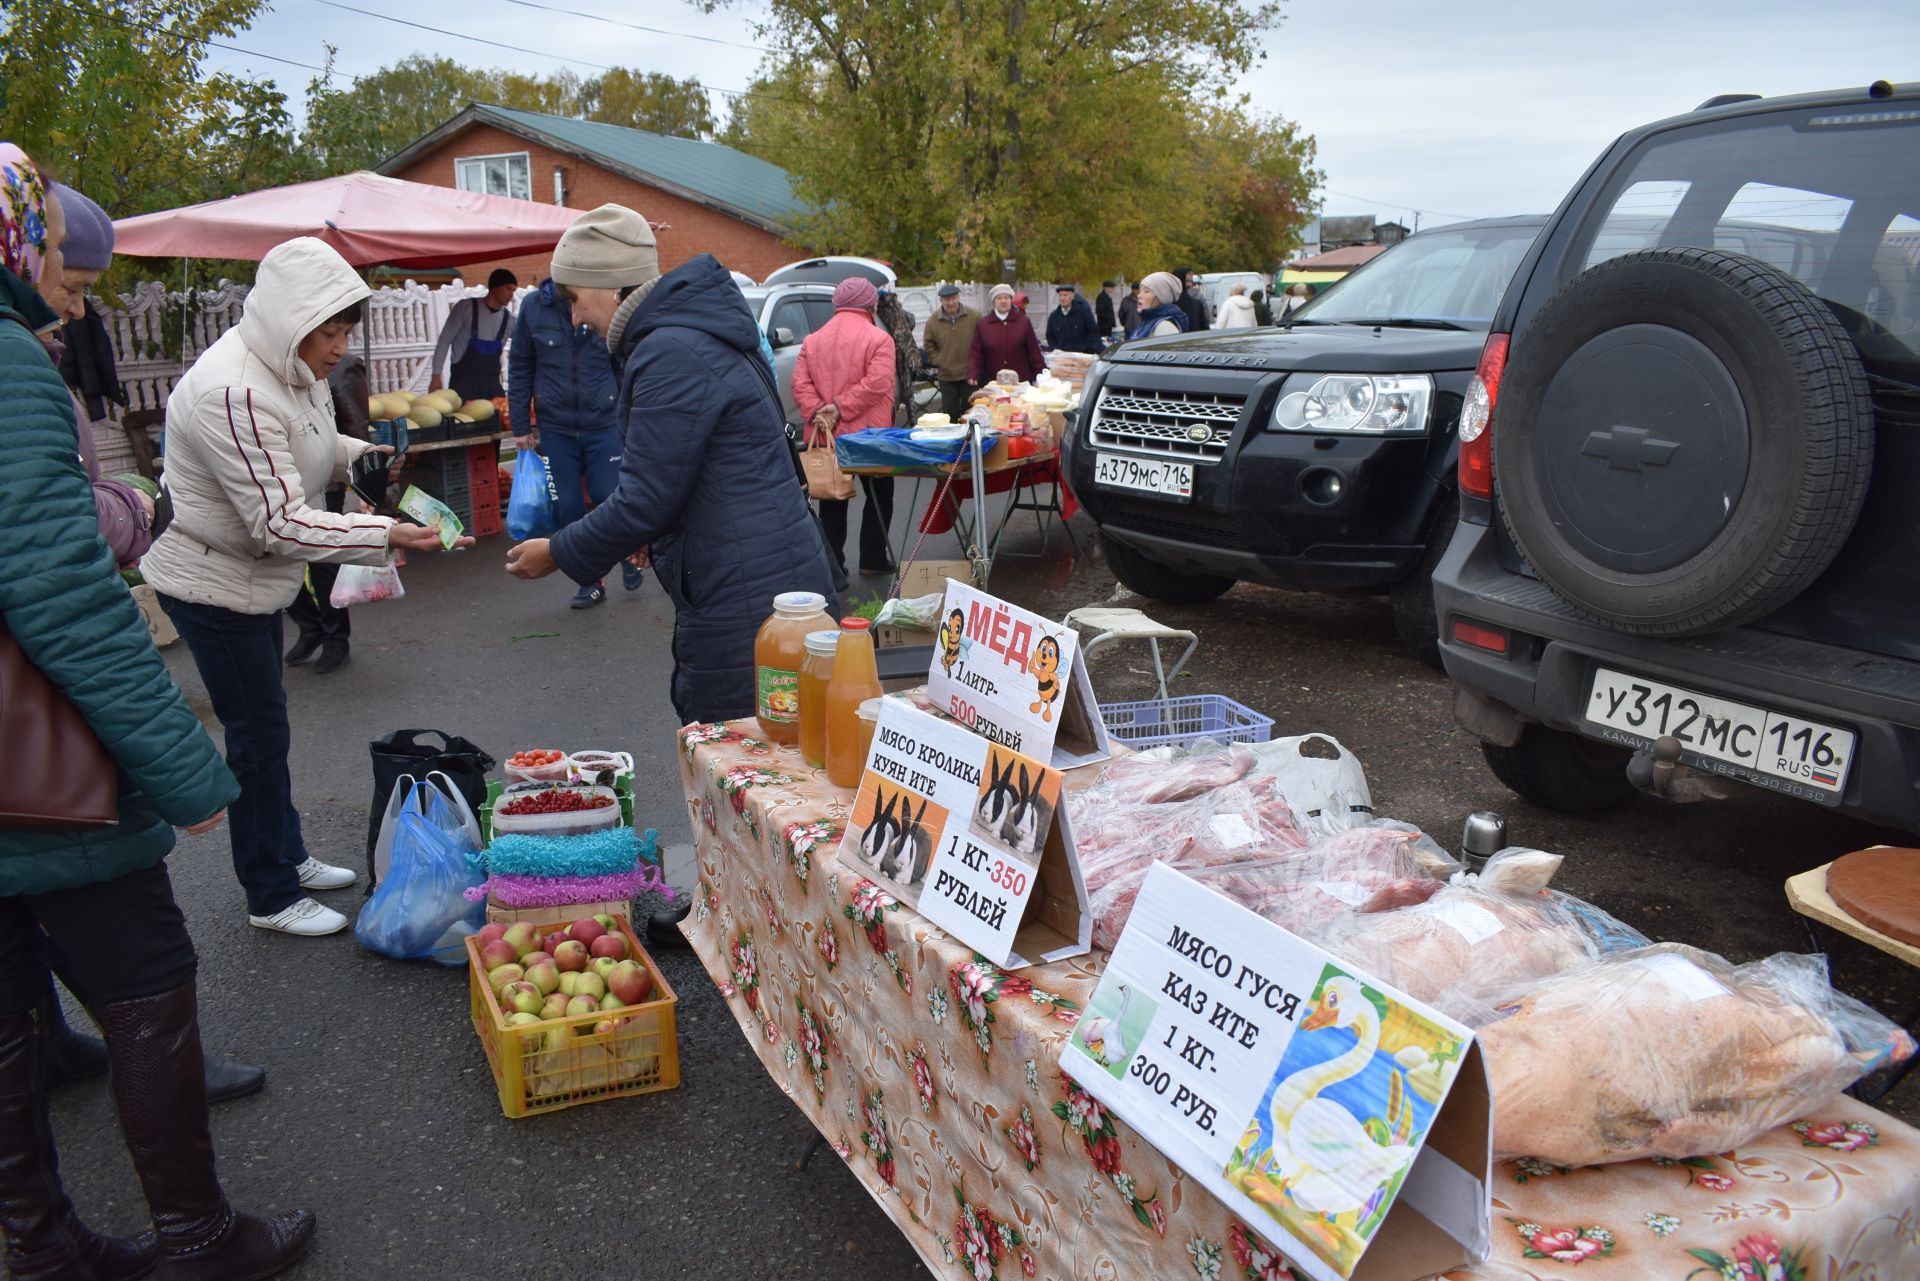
[792,278,898,576]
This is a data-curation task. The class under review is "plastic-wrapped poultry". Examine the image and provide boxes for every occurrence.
[1480,945,1919,1164]
[1315,850,1648,1021]
[1080,740,1257,805]
[1186,821,1458,936]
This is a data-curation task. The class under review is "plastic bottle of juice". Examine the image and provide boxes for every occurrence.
[825,618,883,788]
[754,592,831,743]
[798,630,839,768]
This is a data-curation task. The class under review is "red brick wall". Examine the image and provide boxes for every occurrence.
[389,123,801,286]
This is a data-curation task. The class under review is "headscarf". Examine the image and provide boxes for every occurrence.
[1130,273,1189,340]
[0,143,51,287]
[832,276,877,312]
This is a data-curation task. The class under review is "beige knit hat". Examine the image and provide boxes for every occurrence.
[551,204,659,289]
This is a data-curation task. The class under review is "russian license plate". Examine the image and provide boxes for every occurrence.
[1094,453,1192,500]
[1583,667,1855,802]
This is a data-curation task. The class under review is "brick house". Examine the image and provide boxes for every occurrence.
[379,104,810,285]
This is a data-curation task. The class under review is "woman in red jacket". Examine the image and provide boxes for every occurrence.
[792,278,898,576]
[967,283,1046,385]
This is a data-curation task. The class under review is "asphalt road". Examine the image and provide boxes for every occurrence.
[50,493,1915,1279]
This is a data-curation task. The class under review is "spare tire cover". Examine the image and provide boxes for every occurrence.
[1494,247,1873,635]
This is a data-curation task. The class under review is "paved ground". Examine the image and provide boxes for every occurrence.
[50,492,1915,1277]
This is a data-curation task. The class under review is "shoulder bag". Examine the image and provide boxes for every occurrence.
[0,619,118,829]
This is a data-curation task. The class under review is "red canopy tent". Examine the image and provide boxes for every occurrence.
[111,170,587,269]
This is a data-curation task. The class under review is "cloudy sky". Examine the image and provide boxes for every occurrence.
[207,0,1916,229]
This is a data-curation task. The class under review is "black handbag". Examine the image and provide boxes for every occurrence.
[366,729,494,870]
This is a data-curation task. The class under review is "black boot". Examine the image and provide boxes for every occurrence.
[283,631,322,666]
[311,642,349,676]
[92,987,314,1281]
[0,1007,158,1281]
[648,897,693,950]
[42,994,266,1104]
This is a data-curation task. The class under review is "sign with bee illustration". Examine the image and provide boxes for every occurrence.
[925,580,1111,770]
[838,699,1089,967]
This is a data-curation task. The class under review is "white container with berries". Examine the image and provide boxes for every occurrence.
[505,748,573,784]
[490,783,622,837]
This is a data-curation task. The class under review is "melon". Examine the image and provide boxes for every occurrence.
[430,390,463,414]
[459,399,497,421]
[406,406,444,429]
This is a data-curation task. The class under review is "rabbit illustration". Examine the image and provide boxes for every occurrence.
[877,793,932,885]
[860,787,904,870]
[977,754,1021,831]
[1000,765,1049,858]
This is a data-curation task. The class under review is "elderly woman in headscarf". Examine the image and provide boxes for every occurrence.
[1129,272,1190,340]
[0,143,316,1281]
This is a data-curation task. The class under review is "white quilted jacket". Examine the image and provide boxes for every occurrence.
[142,238,394,614]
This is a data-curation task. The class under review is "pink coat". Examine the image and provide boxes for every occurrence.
[792,308,897,436]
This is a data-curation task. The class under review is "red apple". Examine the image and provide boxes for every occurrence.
[476,922,509,949]
[500,981,543,1016]
[539,993,569,1020]
[480,940,517,971]
[565,995,599,1019]
[518,951,552,969]
[568,917,606,948]
[554,940,589,972]
[502,923,542,959]
[607,960,653,1005]
[593,913,619,932]
[590,933,628,961]
[524,960,561,995]
[486,963,524,993]
[544,930,568,954]
[592,1017,618,1036]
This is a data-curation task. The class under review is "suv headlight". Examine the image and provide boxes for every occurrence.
[1271,373,1433,434]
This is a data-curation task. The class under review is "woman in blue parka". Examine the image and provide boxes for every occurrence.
[0,146,314,1281]
[504,204,839,722]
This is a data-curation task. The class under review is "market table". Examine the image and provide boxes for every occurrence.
[678,720,1920,1281]
[843,448,1076,583]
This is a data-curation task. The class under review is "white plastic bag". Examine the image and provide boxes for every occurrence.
[330,563,404,607]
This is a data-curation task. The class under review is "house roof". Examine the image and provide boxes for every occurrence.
[1289,244,1391,270]
[378,104,806,235]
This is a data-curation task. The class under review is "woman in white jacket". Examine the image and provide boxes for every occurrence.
[142,237,468,937]
[1214,285,1258,329]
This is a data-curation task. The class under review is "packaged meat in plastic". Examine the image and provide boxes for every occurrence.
[1187,820,1457,936]
[1319,879,1639,1021]
[1479,945,1919,1165]
[1083,740,1256,805]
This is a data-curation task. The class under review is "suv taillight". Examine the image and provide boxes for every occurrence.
[1457,333,1509,500]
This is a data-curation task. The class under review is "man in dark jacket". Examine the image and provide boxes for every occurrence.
[1094,281,1119,342]
[508,277,633,609]
[1044,285,1102,354]
[1174,267,1211,332]
[503,205,839,722]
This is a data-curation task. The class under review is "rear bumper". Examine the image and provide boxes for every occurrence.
[1435,516,1920,832]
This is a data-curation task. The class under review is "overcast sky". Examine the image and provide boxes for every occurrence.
[207,0,1916,230]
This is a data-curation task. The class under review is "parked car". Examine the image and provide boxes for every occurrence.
[760,256,897,290]
[1434,81,1920,831]
[740,283,837,428]
[1194,271,1268,315]
[1066,216,1545,662]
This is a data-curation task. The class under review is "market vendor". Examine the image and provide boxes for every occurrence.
[967,283,1046,385]
[502,204,839,723]
[429,267,516,402]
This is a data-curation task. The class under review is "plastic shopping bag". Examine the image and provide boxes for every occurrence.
[505,450,558,540]
[330,563,404,607]
[354,809,487,965]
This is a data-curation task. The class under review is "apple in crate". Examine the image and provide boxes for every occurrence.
[503,923,543,959]
[593,914,619,932]
[607,960,653,1005]
[505,1012,542,1028]
[544,930,568,954]
[553,940,589,973]
[590,933,628,961]
[524,960,561,995]
[479,940,518,971]
[558,973,580,997]
[598,992,624,1012]
[500,981,543,1016]
[476,922,508,950]
[590,956,618,982]
[568,917,606,948]
[574,972,606,1001]
[539,993,569,1019]
[519,951,552,969]
[565,995,599,1019]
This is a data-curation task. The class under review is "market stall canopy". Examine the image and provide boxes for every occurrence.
[110,171,602,270]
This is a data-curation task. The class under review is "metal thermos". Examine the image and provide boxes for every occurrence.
[1460,810,1507,870]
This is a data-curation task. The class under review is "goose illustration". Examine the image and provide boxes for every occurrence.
[1249,976,1417,1228]
[1078,983,1141,1067]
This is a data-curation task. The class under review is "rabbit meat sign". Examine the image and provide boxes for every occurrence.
[839,699,1080,966]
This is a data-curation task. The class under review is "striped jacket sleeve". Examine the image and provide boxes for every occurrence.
[204,386,394,564]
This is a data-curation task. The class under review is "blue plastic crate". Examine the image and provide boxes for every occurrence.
[1099,693,1273,751]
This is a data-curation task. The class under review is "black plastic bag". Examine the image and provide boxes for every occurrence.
[367,729,494,873]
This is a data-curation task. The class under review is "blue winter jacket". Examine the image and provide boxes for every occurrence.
[507,278,620,437]
[550,254,838,722]
[0,268,239,895]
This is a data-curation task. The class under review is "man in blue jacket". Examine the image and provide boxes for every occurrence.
[1044,284,1103,354]
[503,205,838,722]
[507,277,636,609]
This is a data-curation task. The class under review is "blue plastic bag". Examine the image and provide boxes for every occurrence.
[505,449,558,540]
[354,809,487,965]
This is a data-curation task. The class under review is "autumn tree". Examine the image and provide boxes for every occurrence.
[714,0,1319,281]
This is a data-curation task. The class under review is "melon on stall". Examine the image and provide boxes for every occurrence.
[406,406,444,429]
[460,399,497,421]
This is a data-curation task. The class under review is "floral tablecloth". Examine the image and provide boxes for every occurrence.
[678,721,1920,1281]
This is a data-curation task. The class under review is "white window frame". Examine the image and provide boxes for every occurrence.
[454,152,532,201]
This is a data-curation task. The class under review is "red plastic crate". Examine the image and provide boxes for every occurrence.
[472,505,502,537]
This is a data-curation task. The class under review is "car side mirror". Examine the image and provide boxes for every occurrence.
[771,326,798,349]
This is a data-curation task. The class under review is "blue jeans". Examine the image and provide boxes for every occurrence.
[541,425,623,530]
[156,595,308,917]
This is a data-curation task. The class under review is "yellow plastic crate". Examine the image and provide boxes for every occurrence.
[467,914,680,1118]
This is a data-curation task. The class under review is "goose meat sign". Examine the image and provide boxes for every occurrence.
[1061,863,1493,1281]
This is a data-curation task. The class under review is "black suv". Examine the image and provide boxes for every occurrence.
[1067,217,1542,662]
[1434,82,1920,831]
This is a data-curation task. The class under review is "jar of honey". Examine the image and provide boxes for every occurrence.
[754,592,831,743]
[798,630,839,768]
[825,618,883,787]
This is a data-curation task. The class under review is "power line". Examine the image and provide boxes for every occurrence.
[1318,186,1476,223]
[497,0,768,53]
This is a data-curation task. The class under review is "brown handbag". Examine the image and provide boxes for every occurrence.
[799,420,856,502]
[0,619,119,830]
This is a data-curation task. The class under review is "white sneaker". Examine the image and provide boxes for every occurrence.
[295,857,358,890]
[248,898,349,937]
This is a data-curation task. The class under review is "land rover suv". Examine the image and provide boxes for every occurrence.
[1434,82,1920,831]
[1067,217,1542,662]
